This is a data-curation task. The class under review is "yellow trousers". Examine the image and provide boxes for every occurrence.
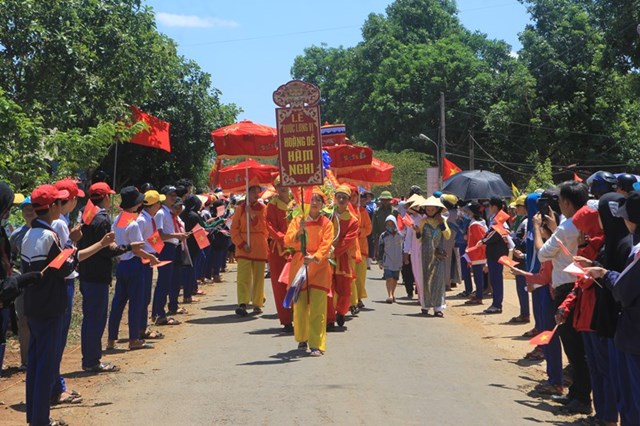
[294,288,327,353]
[350,261,368,305]
[237,259,266,307]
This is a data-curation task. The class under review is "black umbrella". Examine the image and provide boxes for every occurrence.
[442,170,513,201]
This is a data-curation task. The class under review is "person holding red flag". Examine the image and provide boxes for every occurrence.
[231,183,269,317]
[266,178,293,332]
[107,187,159,351]
[137,190,167,340]
[20,184,78,426]
[78,182,133,373]
[284,187,334,356]
[328,185,359,329]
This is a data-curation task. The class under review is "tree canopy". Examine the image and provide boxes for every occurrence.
[292,0,640,188]
[0,0,239,191]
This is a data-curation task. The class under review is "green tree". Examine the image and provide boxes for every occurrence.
[369,149,433,197]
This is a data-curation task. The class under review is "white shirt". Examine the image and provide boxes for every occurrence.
[137,209,157,254]
[538,216,580,287]
[113,213,144,261]
[51,214,79,279]
[155,205,178,245]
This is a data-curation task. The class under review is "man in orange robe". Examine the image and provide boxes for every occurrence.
[349,186,372,313]
[230,184,268,316]
[284,188,334,356]
[328,185,359,329]
[266,181,292,331]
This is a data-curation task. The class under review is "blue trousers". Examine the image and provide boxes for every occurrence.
[108,258,144,341]
[212,248,227,277]
[203,245,214,279]
[531,285,544,333]
[27,315,63,426]
[487,260,503,309]
[614,348,640,426]
[152,243,177,320]
[471,264,484,299]
[181,252,202,299]
[80,281,109,369]
[515,274,529,317]
[168,265,184,314]
[458,246,472,294]
[583,332,618,423]
[140,264,153,335]
[51,279,74,399]
[540,287,562,386]
[193,250,205,292]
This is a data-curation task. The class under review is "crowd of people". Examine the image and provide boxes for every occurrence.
[1,169,639,425]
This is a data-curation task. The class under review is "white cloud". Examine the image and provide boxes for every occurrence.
[156,12,238,29]
[509,51,519,59]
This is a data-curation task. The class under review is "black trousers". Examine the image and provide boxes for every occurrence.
[401,258,415,297]
[554,282,592,403]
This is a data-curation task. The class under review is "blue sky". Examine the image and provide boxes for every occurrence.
[146,0,531,127]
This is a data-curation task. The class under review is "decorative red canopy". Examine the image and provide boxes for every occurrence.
[324,144,373,172]
[217,159,279,193]
[336,157,394,187]
[210,120,278,159]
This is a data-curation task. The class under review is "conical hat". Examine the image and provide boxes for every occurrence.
[423,196,445,209]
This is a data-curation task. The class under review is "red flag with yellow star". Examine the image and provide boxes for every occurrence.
[115,211,139,229]
[191,224,211,249]
[147,230,165,253]
[82,199,100,225]
[529,325,558,346]
[46,248,75,270]
[442,157,462,181]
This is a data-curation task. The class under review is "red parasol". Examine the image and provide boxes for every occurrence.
[336,157,394,187]
[210,120,278,159]
[324,144,373,172]
[217,159,279,193]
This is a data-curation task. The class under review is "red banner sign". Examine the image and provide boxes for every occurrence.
[274,80,323,187]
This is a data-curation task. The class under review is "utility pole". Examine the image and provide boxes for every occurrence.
[469,131,475,170]
[439,92,446,183]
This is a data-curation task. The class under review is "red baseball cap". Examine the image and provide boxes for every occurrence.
[31,185,70,211]
[89,182,116,198]
[55,178,85,199]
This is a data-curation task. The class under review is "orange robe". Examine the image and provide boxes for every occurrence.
[284,215,334,292]
[328,209,359,321]
[266,196,291,325]
[356,205,372,257]
[230,201,268,262]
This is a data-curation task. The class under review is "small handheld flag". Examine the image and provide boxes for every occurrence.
[498,255,518,268]
[192,224,210,249]
[141,259,172,268]
[563,262,586,277]
[45,248,75,271]
[402,214,415,228]
[529,325,558,346]
[116,211,139,228]
[82,200,100,225]
[147,230,165,253]
[554,236,572,257]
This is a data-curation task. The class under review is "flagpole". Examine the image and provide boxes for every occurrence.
[245,162,250,250]
[113,139,119,191]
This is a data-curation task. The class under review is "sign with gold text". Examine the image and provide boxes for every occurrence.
[274,80,323,187]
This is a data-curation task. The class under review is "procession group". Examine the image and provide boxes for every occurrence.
[0,169,639,426]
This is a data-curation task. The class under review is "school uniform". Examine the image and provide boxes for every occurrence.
[153,204,179,320]
[21,218,77,426]
[107,213,145,342]
[137,209,159,334]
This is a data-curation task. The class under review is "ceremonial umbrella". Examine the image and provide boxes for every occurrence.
[336,157,394,188]
[211,120,278,248]
[442,170,513,201]
[323,144,373,172]
[217,159,279,193]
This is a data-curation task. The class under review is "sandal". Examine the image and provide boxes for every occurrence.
[523,328,539,337]
[534,382,563,396]
[55,393,83,405]
[129,341,154,350]
[524,348,545,361]
[464,298,483,305]
[182,297,199,304]
[508,315,530,324]
[50,419,68,426]
[483,306,503,314]
[155,317,181,326]
[298,342,308,350]
[309,349,323,357]
[456,290,470,298]
[106,340,116,350]
[193,289,206,296]
[168,307,188,315]
[141,330,164,340]
[83,362,120,373]
[433,311,444,318]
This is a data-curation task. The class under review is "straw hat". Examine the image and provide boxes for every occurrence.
[422,196,445,209]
